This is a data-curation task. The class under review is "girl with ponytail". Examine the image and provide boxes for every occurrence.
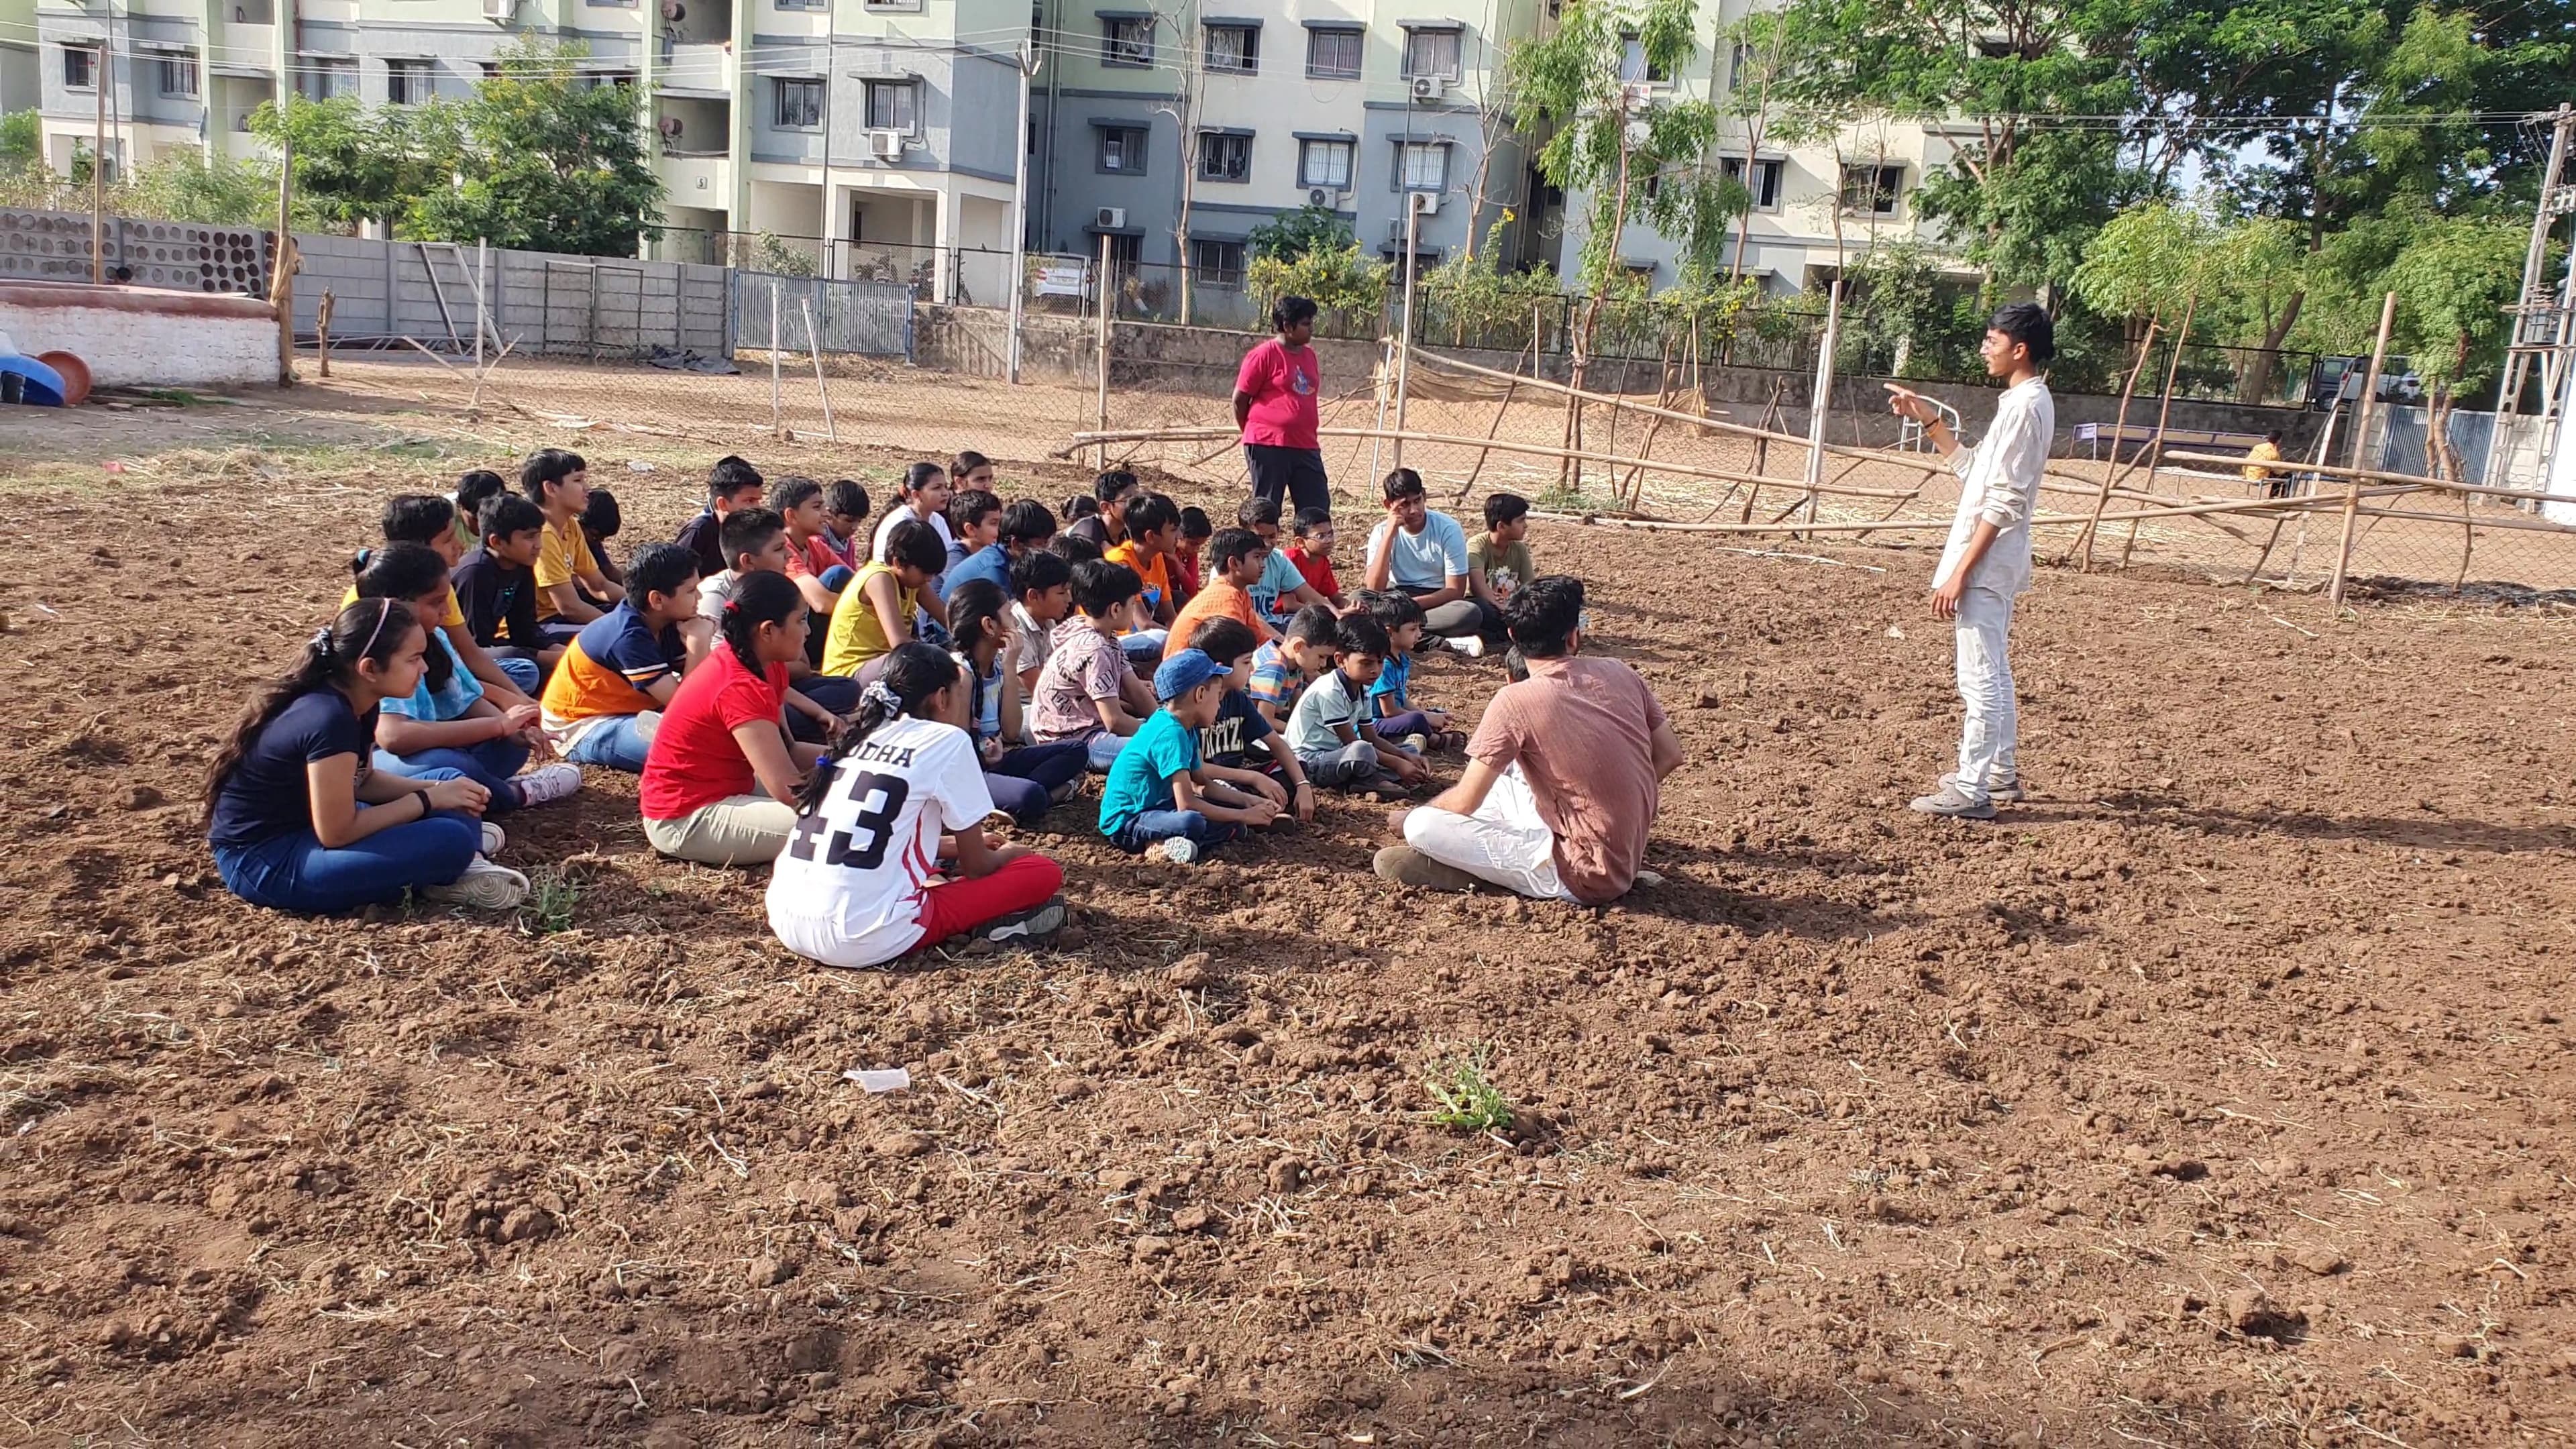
[943,579,1086,825]
[769,641,1066,968]
[204,598,529,914]
[354,543,582,816]
[638,570,828,866]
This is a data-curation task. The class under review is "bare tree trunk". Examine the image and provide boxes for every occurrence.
[1572,94,1637,393]
[2237,290,2304,403]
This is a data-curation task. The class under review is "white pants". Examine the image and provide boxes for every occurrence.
[1953,584,2018,802]
[1402,765,1579,902]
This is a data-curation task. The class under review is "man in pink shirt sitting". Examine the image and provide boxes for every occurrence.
[1375,576,1682,904]
[1234,295,1330,519]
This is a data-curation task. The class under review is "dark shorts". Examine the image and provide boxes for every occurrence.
[1246,445,1331,519]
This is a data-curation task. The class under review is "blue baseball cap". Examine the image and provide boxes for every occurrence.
[1153,648,1230,701]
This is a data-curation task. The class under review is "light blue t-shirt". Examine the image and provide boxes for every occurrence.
[1248,547,1305,625]
[382,630,486,722]
[1366,511,1470,590]
[1366,647,1412,714]
[1098,708,1199,838]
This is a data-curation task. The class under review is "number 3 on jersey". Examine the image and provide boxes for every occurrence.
[785,765,912,871]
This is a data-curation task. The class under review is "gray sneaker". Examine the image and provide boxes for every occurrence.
[1157,837,1200,865]
[1909,784,1996,820]
[1939,770,2027,803]
[1372,845,1481,892]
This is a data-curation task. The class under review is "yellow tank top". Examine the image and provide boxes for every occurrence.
[820,561,916,676]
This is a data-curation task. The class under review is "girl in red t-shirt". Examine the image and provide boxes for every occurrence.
[640,571,830,866]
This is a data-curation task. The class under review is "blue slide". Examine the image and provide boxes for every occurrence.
[0,354,66,406]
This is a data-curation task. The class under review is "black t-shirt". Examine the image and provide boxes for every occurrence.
[451,548,537,649]
[1066,515,1121,549]
[207,688,375,851]
[1196,688,1275,769]
[674,509,724,577]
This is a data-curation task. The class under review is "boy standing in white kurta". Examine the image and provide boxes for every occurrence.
[1884,303,2056,820]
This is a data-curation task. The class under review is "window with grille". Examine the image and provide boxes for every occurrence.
[1306,26,1359,79]
[386,59,433,105]
[865,80,916,132]
[1192,239,1245,288]
[1298,138,1352,190]
[1203,23,1256,73]
[1720,156,1783,210]
[158,53,199,99]
[775,76,824,128]
[1839,162,1902,217]
[1104,17,1153,66]
[1097,125,1146,174]
[62,46,95,90]
[1617,33,1672,84]
[1402,28,1459,79]
[1398,141,1446,191]
[1198,131,1250,182]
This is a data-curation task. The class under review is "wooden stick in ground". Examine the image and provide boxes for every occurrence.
[1093,233,1112,470]
[270,136,298,386]
[2454,483,2476,591]
[2073,320,2159,569]
[2120,293,2197,570]
[800,297,838,443]
[2329,291,2398,609]
[315,289,334,378]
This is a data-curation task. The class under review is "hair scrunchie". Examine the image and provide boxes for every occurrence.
[861,680,902,715]
[310,626,336,657]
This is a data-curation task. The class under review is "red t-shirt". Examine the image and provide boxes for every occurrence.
[639,645,790,820]
[1235,337,1321,449]
[1287,545,1340,598]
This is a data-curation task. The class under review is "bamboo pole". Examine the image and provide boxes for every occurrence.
[2073,321,2160,568]
[1392,195,1420,472]
[2328,292,2399,609]
[1453,331,1534,502]
[2121,293,2198,570]
[801,298,838,443]
[315,290,334,378]
[89,45,104,286]
[1093,233,1113,469]
[270,134,297,387]
[1799,282,1842,538]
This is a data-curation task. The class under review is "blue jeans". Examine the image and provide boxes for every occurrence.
[562,714,653,772]
[985,739,1087,824]
[213,796,482,914]
[1113,809,1238,855]
[1080,732,1128,772]
[491,652,543,696]
[374,735,531,812]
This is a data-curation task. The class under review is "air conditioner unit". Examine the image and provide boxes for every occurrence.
[482,0,513,21]
[1413,192,1440,216]
[1307,186,1327,207]
[868,129,904,160]
[1097,206,1126,229]
[1409,74,1444,101]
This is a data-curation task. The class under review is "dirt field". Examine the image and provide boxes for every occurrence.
[3,366,2574,1448]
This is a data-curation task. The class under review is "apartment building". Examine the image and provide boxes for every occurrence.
[1,0,39,114]
[1552,0,1970,298]
[1027,0,1537,308]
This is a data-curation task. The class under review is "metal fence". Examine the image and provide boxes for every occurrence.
[731,270,916,360]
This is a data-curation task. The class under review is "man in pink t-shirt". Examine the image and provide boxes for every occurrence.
[1234,294,1331,519]
[1375,576,1684,904]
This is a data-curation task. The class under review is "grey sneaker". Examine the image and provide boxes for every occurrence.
[977,896,1067,948]
[512,762,582,807]
[1373,844,1481,892]
[479,820,506,855]
[423,856,531,910]
[1157,837,1200,865]
[1909,785,1996,820]
[1939,770,2026,803]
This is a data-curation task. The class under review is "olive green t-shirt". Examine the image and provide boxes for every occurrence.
[1468,533,1536,602]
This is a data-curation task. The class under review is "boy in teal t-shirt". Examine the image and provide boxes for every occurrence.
[1098,648,1281,863]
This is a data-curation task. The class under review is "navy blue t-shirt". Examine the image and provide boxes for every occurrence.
[945,543,1014,601]
[207,688,375,851]
[1195,688,1274,769]
[451,547,537,649]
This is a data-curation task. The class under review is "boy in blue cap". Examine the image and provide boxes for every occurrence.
[1099,647,1282,863]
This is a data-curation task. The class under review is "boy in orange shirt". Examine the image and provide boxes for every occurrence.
[1105,492,1181,665]
[1165,529,1277,657]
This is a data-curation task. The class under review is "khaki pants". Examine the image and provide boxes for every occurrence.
[643,795,798,867]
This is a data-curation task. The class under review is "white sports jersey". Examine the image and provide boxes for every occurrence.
[767,716,996,968]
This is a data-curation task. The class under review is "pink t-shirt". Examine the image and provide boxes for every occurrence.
[1235,337,1321,450]
[1466,655,1668,905]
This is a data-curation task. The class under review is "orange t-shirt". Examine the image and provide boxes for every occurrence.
[1164,579,1264,659]
[1106,541,1174,628]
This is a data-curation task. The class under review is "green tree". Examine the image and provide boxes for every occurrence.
[1505,0,1735,382]
[408,40,659,256]
[1246,242,1389,323]
[1246,203,1356,262]
[2381,216,2527,478]
[250,94,447,232]
[0,111,39,172]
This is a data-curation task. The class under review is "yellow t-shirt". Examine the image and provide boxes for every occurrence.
[1106,541,1173,630]
[534,517,598,622]
[2241,441,2282,482]
[820,561,916,677]
[343,582,465,631]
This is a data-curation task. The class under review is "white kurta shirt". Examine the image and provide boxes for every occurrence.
[1935,376,2055,595]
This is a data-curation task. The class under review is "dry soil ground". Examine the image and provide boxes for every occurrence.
[1,369,2573,1448]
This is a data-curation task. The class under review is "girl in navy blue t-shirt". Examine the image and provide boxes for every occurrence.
[203,598,529,914]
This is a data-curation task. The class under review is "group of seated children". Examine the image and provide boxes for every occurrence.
[204,445,1550,970]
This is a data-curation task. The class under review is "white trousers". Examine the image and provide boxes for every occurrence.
[1953,584,2018,802]
[1402,764,1578,902]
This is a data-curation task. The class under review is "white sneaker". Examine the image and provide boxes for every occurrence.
[1443,636,1487,659]
[480,821,506,856]
[423,855,531,910]
[1157,837,1200,865]
[513,762,582,807]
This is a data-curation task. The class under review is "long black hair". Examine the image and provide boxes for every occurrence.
[352,542,453,691]
[945,578,1009,664]
[718,568,805,677]
[793,642,960,814]
[203,599,421,824]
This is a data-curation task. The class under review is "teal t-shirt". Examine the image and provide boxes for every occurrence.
[1248,547,1305,625]
[1098,708,1199,838]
